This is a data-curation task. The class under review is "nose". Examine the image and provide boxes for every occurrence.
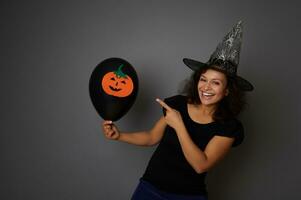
[204,82,211,90]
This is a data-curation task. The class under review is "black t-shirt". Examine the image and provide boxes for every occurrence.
[142,95,244,195]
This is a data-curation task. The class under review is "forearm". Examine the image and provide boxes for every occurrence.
[175,125,209,173]
[118,131,154,146]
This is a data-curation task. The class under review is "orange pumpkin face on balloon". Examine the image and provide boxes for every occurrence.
[101,64,134,97]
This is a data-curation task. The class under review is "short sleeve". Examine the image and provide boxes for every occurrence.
[215,119,244,147]
[162,95,185,116]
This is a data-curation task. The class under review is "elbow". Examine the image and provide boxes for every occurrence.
[195,166,210,174]
[146,133,158,147]
[195,168,206,174]
[147,132,161,146]
[194,158,210,174]
[146,141,156,147]
[147,138,159,146]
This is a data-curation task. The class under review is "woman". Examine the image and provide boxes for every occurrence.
[102,21,253,199]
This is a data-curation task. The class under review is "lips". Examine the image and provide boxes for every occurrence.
[200,91,215,100]
[202,92,214,97]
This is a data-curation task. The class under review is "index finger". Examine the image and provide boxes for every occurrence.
[156,98,172,111]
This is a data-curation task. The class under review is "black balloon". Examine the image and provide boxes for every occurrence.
[89,58,139,121]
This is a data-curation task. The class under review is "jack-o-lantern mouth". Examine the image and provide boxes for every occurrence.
[109,86,122,91]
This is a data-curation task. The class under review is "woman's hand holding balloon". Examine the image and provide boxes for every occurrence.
[102,121,120,140]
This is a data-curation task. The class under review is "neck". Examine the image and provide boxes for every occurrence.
[197,104,217,117]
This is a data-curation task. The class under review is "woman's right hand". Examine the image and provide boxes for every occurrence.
[102,121,120,140]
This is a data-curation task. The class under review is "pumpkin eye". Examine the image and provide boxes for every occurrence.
[121,80,126,84]
[110,77,115,81]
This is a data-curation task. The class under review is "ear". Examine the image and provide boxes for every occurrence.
[225,88,229,96]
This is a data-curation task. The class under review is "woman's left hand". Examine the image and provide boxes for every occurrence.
[156,98,184,130]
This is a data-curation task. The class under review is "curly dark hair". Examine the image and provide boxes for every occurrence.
[180,66,246,122]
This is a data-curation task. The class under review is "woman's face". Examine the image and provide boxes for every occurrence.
[198,68,229,107]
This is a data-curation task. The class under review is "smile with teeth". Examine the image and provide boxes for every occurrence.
[201,91,215,98]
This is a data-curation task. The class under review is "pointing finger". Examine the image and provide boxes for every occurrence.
[156,98,172,111]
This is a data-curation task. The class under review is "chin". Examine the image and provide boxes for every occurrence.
[199,97,220,106]
[201,102,217,107]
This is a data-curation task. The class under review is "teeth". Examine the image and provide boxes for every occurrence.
[203,92,214,96]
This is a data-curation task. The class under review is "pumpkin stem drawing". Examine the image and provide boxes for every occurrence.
[114,64,127,78]
[101,64,134,97]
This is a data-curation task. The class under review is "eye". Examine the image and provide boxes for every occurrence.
[121,80,126,84]
[213,81,220,85]
[110,77,115,81]
[212,81,221,86]
[199,77,206,82]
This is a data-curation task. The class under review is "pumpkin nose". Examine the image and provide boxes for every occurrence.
[115,82,118,86]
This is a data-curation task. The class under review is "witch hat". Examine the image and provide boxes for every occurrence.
[183,21,254,91]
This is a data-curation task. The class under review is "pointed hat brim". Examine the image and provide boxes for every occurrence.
[183,58,254,91]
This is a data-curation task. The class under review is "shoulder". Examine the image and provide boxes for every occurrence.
[161,95,187,116]
[164,95,187,107]
[214,118,244,147]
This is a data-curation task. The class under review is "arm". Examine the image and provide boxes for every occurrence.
[102,116,167,146]
[156,98,234,173]
[175,123,234,173]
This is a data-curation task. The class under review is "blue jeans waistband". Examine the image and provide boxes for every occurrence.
[131,179,208,200]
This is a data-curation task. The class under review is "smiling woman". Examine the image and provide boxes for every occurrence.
[101,21,253,200]
[198,69,229,108]
[182,66,247,122]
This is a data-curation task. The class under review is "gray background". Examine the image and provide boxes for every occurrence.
[1,0,300,199]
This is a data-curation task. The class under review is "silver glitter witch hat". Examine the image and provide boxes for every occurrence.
[183,21,254,91]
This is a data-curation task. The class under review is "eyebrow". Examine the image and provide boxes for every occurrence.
[200,75,222,81]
